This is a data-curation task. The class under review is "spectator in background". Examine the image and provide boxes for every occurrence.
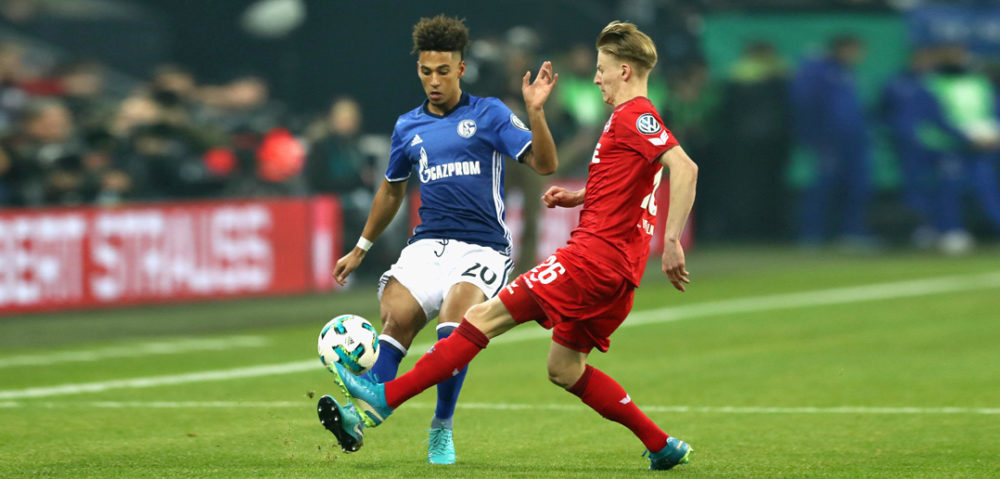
[661,58,720,234]
[559,44,606,129]
[0,42,28,202]
[150,64,199,108]
[790,34,875,249]
[56,60,111,128]
[717,40,791,241]
[0,98,81,205]
[76,128,131,205]
[145,67,229,174]
[149,64,223,141]
[554,43,606,178]
[499,40,546,272]
[199,75,283,135]
[0,0,39,26]
[879,46,943,248]
[109,94,162,138]
[305,96,379,277]
[464,35,508,98]
[123,121,211,200]
[107,92,217,201]
[664,60,719,143]
[198,75,291,195]
[0,42,30,135]
[305,97,371,197]
[0,139,10,203]
[921,43,1000,254]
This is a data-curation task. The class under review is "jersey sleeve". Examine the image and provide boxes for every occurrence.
[486,98,533,162]
[385,121,411,182]
[616,108,679,163]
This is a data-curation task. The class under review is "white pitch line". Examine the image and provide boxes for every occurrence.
[0,336,269,369]
[2,270,999,401]
[0,400,997,415]
[625,270,1000,327]
[0,361,316,399]
[453,402,1000,416]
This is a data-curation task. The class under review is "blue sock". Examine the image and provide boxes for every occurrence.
[362,335,407,383]
[432,323,468,429]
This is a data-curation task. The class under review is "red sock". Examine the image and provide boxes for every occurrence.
[384,319,488,408]
[567,365,669,452]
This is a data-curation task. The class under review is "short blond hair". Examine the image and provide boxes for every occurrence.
[595,21,657,75]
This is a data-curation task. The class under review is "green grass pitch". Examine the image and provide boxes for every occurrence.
[1,246,998,478]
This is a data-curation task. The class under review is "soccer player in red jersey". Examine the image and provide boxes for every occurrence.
[324,21,699,470]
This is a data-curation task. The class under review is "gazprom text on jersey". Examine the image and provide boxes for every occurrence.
[419,160,482,183]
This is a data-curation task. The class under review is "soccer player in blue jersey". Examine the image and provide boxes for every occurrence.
[317,15,559,463]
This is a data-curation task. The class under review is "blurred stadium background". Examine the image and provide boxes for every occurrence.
[1,1,999,478]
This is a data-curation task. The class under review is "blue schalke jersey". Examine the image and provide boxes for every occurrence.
[386,93,532,254]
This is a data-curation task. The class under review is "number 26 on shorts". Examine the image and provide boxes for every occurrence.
[532,255,566,285]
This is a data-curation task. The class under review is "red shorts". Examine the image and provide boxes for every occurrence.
[497,248,635,353]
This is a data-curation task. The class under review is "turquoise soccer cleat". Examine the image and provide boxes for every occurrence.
[646,437,693,470]
[328,361,394,427]
[316,395,365,453]
[427,427,456,464]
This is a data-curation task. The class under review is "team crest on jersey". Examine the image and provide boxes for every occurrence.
[636,113,662,135]
[510,113,530,131]
[457,119,477,138]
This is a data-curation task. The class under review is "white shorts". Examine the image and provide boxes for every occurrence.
[378,239,513,321]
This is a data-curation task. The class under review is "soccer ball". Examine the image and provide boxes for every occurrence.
[317,314,380,375]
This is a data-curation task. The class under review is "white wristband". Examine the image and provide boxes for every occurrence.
[356,237,374,252]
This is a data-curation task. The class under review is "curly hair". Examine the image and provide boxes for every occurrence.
[412,14,469,58]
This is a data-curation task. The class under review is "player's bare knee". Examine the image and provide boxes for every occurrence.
[547,353,586,389]
[548,361,580,388]
[379,307,423,346]
[547,370,565,387]
[547,368,575,389]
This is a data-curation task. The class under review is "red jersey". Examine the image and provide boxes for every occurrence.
[566,96,678,286]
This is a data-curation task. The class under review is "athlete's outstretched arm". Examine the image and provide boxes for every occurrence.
[521,61,559,175]
[657,146,698,292]
[333,179,408,285]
